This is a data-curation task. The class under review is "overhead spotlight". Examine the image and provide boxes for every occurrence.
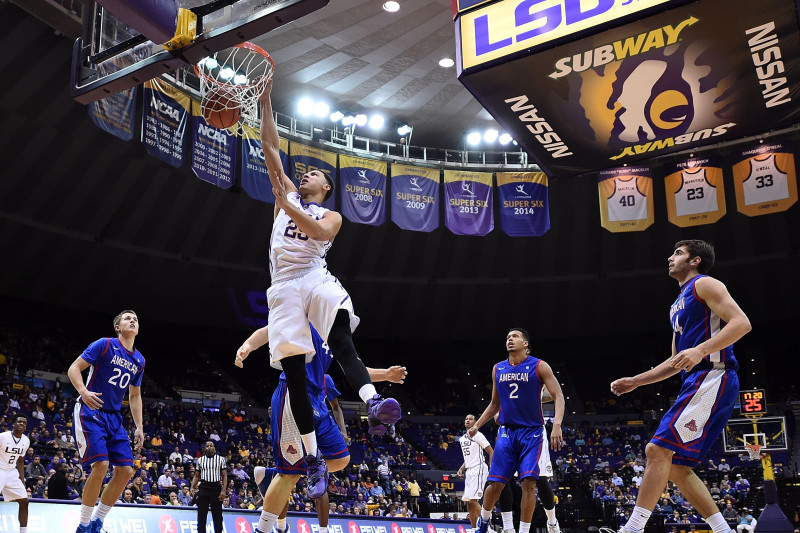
[297,97,314,116]
[330,111,344,122]
[219,67,235,80]
[483,129,498,143]
[397,124,412,136]
[200,57,218,69]
[314,102,330,118]
[355,114,368,127]
[466,131,481,146]
[233,74,248,85]
[368,114,385,130]
[498,133,512,145]
[342,115,355,127]
[383,1,400,11]
[438,58,455,68]
[512,140,518,146]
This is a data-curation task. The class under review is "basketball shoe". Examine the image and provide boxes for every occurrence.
[546,520,561,533]
[475,516,490,533]
[305,449,328,499]
[366,395,401,436]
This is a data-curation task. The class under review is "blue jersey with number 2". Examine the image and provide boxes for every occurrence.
[81,338,145,412]
[495,355,544,427]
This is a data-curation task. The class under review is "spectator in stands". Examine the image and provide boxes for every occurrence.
[718,459,730,472]
[25,455,46,482]
[169,447,183,464]
[158,470,176,492]
[178,485,192,506]
[67,471,83,497]
[734,474,750,503]
[611,472,624,487]
[737,508,757,533]
[47,461,70,500]
[723,503,739,523]
[120,489,135,504]
[167,491,181,506]
[232,463,250,484]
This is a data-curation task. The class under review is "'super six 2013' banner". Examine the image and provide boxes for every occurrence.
[457,0,800,177]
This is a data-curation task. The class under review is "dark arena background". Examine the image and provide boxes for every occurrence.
[1,1,799,532]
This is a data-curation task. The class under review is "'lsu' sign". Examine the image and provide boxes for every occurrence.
[458,0,672,69]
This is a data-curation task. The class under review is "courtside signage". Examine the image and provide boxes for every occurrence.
[459,0,672,69]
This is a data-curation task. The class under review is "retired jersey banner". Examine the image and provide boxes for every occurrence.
[190,101,236,189]
[290,143,337,209]
[391,164,440,232]
[497,172,550,237]
[664,157,726,227]
[444,170,494,236]
[240,123,289,204]
[339,155,388,226]
[598,167,654,232]
[457,0,800,177]
[88,86,137,141]
[732,142,798,216]
[141,78,190,167]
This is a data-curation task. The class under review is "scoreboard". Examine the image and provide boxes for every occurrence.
[739,389,767,415]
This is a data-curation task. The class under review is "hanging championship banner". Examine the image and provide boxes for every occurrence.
[732,142,798,216]
[664,157,726,227]
[391,164,440,232]
[190,101,236,189]
[339,155,387,226]
[290,143,338,209]
[444,170,494,236]
[88,87,137,141]
[457,0,800,177]
[497,172,550,237]
[141,78,189,168]
[240,123,289,204]
[598,166,654,232]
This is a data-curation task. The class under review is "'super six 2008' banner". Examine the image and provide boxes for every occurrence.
[0,501,469,533]
[457,0,800,177]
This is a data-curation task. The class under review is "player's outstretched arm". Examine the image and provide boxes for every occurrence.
[258,80,296,196]
[129,385,144,452]
[67,356,103,410]
[537,360,565,451]
[469,365,500,437]
[611,355,681,396]
[367,366,408,384]
[235,326,270,368]
[669,277,751,372]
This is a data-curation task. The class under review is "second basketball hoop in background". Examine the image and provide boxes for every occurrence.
[195,42,275,134]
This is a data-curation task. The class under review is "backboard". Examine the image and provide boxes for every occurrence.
[723,416,787,454]
[71,0,329,104]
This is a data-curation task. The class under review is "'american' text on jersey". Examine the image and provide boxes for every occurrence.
[109,354,139,375]
[498,372,530,382]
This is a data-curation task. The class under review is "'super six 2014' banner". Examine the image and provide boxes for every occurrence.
[457,0,800,177]
[0,501,469,533]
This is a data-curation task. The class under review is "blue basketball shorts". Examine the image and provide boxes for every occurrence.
[488,425,545,482]
[270,382,349,475]
[651,368,739,466]
[73,402,133,467]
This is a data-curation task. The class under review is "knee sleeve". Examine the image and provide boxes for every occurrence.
[536,477,555,510]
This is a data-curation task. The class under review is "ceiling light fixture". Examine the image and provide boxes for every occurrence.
[466,132,481,146]
[297,97,314,116]
[383,1,400,12]
[313,102,330,118]
[498,133,512,145]
[342,115,355,127]
[330,111,344,122]
[438,58,455,68]
[368,115,385,130]
[483,129,498,143]
[355,114,368,127]
[397,124,412,136]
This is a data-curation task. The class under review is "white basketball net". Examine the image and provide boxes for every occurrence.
[744,443,763,461]
[194,42,274,133]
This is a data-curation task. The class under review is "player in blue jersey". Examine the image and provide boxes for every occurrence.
[235,323,407,533]
[470,328,565,533]
[68,310,145,533]
[611,240,751,533]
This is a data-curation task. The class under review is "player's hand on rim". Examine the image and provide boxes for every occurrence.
[80,389,103,410]
[258,78,273,102]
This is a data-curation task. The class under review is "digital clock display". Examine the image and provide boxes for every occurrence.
[740,389,766,414]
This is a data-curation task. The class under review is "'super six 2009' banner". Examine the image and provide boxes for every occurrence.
[457,0,800,177]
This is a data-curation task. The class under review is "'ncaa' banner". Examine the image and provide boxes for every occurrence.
[88,86,137,141]
[391,164,440,232]
[190,101,237,189]
[444,170,494,236]
[458,0,800,177]
[663,157,726,227]
[732,142,798,217]
[141,78,190,168]
[497,172,550,237]
[240,123,289,204]
[339,155,387,226]
[598,166,654,232]
[290,143,338,210]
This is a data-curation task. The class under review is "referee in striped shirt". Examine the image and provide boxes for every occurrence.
[190,441,228,533]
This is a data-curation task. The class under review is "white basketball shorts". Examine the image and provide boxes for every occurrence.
[267,268,360,368]
[0,469,27,501]
[539,427,553,477]
[462,463,489,501]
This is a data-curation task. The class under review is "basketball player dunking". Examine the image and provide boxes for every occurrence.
[471,328,565,533]
[611,240,751,533]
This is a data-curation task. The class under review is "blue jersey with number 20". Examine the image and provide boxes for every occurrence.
[81,338,146,412]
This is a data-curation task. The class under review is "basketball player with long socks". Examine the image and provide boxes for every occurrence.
[611,240,751,533]
[256,79,401,529]
[471,328,565,533]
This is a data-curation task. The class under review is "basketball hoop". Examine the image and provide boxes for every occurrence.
[744,442,763,461]
[194,42,274,133]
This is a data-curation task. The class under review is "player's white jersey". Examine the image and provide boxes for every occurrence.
[0,432,29,471]
[675,168,719,216]
[607,177,648,221]
[743,154,789,206]
[270,192,333,283]
[459,431,490,469]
